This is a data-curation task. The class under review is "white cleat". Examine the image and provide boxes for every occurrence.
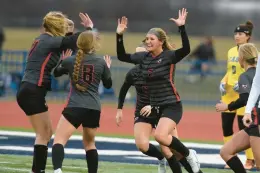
[158,158,167,173]
[54,168,62,173]
[186,149,200,173]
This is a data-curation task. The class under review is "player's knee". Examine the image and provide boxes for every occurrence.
[154,131,167,145]
[83,137,96,149]
[160,145,173,159]
[135,140,149,153]
[220,145,234,161]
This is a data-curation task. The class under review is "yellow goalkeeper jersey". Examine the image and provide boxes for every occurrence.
[221,46,245,86]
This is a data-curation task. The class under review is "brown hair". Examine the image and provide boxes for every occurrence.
[239,43,258,65]
[238,21,254,42]
[43,11,67,36]
[146,28,173,50]
[72,31,97,91]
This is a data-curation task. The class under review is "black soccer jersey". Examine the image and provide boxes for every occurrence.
[118,65,150,116]
[22,32,81,90]
[117,25,190,106]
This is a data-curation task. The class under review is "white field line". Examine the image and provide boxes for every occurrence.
[0,130,222,149]
[0,145,246,166]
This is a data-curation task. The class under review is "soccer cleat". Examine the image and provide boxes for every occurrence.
[244,159,255,170]
[158,158,167,173]
[54,168,62,173]
[186,149,200,173]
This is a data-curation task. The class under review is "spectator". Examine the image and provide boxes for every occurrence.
[186,36,216,83]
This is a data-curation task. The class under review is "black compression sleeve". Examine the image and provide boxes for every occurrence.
[173,25,190,63]
[228,93,249,111]
[60,27,92,50]
[53,60,68,77]
[103,77,112,89]
[117,82,132,109]
[116,34,134,63]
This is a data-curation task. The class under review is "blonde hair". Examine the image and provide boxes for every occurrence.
[72,31,97,91]
[239,43,258,65]
[43,11,67,36]
[146,28,173,50]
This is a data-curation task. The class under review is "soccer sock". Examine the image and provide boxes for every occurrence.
[179,157,193,173]
[142,144,164,160]
[52,143,64,170]
[226,156,247,173]
[86,149,98,173]
[167,155,182,173]
[31,155,36,173]
[168,136,190,157]
[223,135,233,144]
[245,148,254,160]
[33,144,48,173]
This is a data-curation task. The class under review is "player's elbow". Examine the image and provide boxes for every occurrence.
[103,78,112,89]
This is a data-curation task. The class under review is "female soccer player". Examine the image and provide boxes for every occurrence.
[219,21,255,169]
[215,43,260,172]
[16,12,93,173]
[116,8,200,173]
[51,31,112,173]
[117,44,203,173]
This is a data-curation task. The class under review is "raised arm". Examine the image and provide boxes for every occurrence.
[168,8,190,64]
[53,49,73,77]
[116,17,144,64]
[102,55,112,89]
[172,25,190,63]
[60,13,93,50]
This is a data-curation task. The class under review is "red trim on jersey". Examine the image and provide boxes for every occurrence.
[38,52,52,86]
[253,107,258,124]
[169,64,180,101]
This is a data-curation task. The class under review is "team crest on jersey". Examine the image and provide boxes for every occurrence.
[157,59,162,63]
[242,84,247,89]
[229,56,238,62]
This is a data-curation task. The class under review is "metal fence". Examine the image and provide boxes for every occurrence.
[0,50,226,107]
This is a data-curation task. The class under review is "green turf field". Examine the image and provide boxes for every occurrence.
[0,154,254,173]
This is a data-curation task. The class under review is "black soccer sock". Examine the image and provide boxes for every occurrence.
[179,157,193,173]
[142,143,164,160]
[86,149,98,173]
[31,155,36,173]
[226,156,247,173]
[167,155,182,173]
[168,136,190,157]
[33,144,48,173]
[52,143,64,170]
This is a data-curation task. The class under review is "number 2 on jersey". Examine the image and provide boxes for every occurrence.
[82,64,94,84]
[232,65,236,74]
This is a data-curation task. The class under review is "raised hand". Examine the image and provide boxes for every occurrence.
[104,55,112,68]
[170,8,188,26]
[79,13,94,29]
[62,49,73,60]
[116,16,128,35]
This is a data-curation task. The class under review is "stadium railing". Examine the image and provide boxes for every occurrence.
[0,50,226,107]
